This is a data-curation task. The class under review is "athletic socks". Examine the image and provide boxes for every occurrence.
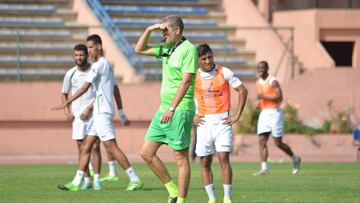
[108,161,117,176]
[164,180,178,197]
[88,161,93,171]
[72,170,85,186]
[125,167,140,182]
[93,174,100,182]
[292,155,300,161]
[223,184,232,199]
[83,176,91,184]
[261,161,268,171]
[205,184,216,200]
[177,197,186,203]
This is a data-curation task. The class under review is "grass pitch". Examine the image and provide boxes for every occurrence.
[0,162,359,203]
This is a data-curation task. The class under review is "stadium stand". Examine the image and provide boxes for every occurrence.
[0,0,257,81]
[0,0,88,80]
[91,0,257,80]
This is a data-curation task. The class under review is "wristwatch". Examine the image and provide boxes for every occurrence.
[168,106,175,112]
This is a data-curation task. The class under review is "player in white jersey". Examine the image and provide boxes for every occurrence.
[61,44,101,190]
[54,34,143,192]
[194,44,247,203]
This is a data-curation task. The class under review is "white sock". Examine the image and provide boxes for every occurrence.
[88,161,93,171]
[205,184,216,200]
[292,155,299,161]
[223,184,232,199]
[261,162,268,171]
[72,170,85,186]
[108,161,117,176]
[125,167,140,182]
[84,177,91,184]
[94,174,100,182]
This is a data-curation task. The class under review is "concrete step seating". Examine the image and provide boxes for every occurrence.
[104,5,208,14]
[0,2,88,80]
[0,56,72,65]
[123,31,226,40]
[97,0,257,80]
[0,17,64,25]
[114,18,217,28]
[0,43,73,56]
[0,43,73,50]
[0,4,55,13]
[0,29,71,38]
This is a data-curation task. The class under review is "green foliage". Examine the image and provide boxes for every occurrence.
[321,119,331,133]
[235,100,353,135]
[325,100,352,134]
[283,103,319,135]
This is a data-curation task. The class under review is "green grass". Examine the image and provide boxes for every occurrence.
[0,162,359,203]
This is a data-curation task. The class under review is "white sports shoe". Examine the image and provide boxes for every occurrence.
[253,169,269,176]
[292,156,301,174]
[80,181,92,190]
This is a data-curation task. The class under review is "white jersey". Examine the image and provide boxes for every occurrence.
[62,66,96,117]
[86,57,117,116]
[197,64,242,88]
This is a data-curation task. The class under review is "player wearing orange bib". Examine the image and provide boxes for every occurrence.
[253,61,301,176]
[194,44,247,203]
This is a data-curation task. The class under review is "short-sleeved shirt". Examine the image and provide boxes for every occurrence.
[195,65,242,115]
[86,57,117,116]
[152,39,198,113]
[62,66,96,117]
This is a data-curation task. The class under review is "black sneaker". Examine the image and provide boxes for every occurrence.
[168,196,177,203]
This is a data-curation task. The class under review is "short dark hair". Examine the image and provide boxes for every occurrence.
[258,61,269,68]
[73,43,88,55]
[196,43,213,57]
[86,34,102,45]
[162,15,184,33]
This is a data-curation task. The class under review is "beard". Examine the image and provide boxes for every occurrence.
[75,58,88,67]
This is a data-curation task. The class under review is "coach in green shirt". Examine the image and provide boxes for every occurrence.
[135,15,198,203]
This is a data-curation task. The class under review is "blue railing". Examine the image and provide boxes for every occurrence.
[86,0,143,73]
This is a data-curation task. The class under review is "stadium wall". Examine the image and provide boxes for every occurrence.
[273,9,360,70]
[221,0,293,84]
[282,68,360,126]
[0,82,357,164]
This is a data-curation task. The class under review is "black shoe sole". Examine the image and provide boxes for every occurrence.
[169,197,177,203]
[57,184,69,191]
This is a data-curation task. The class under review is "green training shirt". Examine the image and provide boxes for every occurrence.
[152,39,198,112]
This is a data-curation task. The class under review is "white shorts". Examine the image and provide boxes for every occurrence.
[257,107,284,137]
[72,116,96,140]
[195,112,233,157]
[93,113,116,141]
